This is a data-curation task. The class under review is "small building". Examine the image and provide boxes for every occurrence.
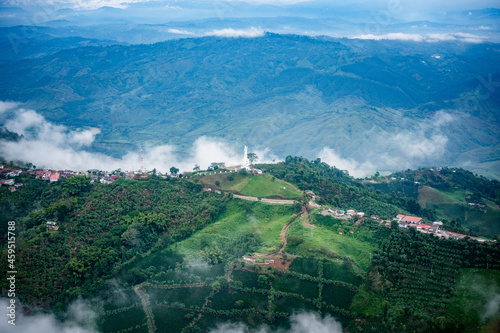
[46,221,59,231]
[417,224,431,231]
[396,214,405,221]
[7,169,22,177]
[49,173,60,183]
[356,212,365,217]
[242,255,256,262]
[334,210,345,217]
[429,227,439,233]
[0,179,15,186]
[264,259,274,265]
[100,177,114,185]
[347,209,355,215]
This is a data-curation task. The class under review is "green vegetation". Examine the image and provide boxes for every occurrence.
[1,159,499,332]
[263,157,436,220]
[167,200,296,257]
[0,176,229,306]
[285,213,389,273]
[350,227,500,332]
[199,172,302,199]
[444,269,500,333]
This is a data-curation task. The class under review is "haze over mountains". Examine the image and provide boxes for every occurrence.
[0,0,499,178]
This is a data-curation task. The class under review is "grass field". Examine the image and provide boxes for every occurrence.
[418,186,500,238]
[198,173,303,199]
[172,200,296,256]
[285,214,380,273]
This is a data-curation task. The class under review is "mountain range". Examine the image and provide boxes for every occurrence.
[0,32,499,177]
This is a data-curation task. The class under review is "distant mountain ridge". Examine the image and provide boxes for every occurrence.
[0,33,499,177]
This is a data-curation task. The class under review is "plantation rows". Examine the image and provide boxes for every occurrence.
[99,262,360,332]
[372,227,500,330]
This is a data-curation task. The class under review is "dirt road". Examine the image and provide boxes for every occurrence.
[232,194,297,204]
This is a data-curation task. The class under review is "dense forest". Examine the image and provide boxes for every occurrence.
[0,174,229,307]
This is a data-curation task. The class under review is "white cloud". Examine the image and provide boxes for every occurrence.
[0,298,98,333]
[319,111,457,178]
[319,148,375,178]
[356,33,425,42]
[209,311,343,333]
[205,27,264,38]
[354,32,486,43]
[167,28,191,35]
[0,103,276,172]
[0,101,20,114]
[479,25,492,30]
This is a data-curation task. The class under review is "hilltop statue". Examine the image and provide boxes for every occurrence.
[242,146,250,169]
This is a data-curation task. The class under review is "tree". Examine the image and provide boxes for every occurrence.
[247,153,258,165]
[193,164,200,171]
[62,175,91,196]
[257,274,268,287]
[215,181,221,187]
[170,166,179,175]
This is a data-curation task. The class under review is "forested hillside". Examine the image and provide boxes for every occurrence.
[0,175,229,306]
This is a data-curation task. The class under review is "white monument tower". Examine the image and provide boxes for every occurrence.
[242,145,250,169]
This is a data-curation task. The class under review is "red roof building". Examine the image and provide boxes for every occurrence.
[417,224,431,230]
[396,214,406,219]
[401,216,422,224]
[49,173,60,182]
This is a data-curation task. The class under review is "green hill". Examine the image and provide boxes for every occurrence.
[198,172,303,199]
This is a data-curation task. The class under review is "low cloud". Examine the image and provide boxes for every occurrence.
[0,101,20,114]
[209,311,342,333]
[320,111,457,178]
[205,27,264,38]
[167,29,191,35]
[355,32,485,43]
[356,33,425,42]
[319,148,375,178]
[470,277,500,322]
[0,298,98,333]
[0,102,277,172]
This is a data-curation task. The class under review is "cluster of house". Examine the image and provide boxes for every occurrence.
[242,255,274,265]
[394,214,484,241]
[328,208,365,218]
[196,165,263,177]
[395,214,441,233]
[0,167,25,191]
